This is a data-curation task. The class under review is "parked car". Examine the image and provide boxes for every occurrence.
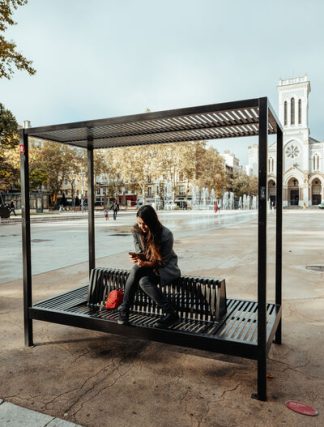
[318,202,324,209]
[53,197,73,210]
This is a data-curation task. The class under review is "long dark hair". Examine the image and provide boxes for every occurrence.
[133,205,163,262]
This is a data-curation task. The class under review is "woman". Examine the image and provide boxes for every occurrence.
[118,205,181,328]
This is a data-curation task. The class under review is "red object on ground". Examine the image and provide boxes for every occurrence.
[285,400,318,416]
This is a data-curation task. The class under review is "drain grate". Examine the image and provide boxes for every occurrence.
[31,239,52,243]
[109,233,131,237]
[306,265,324,272]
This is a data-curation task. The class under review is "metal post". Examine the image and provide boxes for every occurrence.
[275,126,283,344]
[20,130,33,346]
[256,97,268,401]
[87,139,95,274]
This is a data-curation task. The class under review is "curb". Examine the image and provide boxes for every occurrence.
[0,400,83,427]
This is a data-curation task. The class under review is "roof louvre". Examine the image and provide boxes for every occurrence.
[23,98,281,149]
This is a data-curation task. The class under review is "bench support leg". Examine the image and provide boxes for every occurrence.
[274,319,282,344]
[24,318,33,347]
[255,354,267,401]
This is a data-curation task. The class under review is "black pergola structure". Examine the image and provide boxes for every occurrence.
[20,97,283,401]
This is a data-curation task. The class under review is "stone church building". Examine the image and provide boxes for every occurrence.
[267,75,323,207]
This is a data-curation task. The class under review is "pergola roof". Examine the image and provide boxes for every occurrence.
[23,98,281,149]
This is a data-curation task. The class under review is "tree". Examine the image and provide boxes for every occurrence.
[108,146,152,202]
[193,142,226,196]
[0,0,36,189]
[99,141,226,205]
[0,0,36,79]
[0,102,20,189]
[0,102,19,146]
[37,142,84,203]
[231,170,258,198]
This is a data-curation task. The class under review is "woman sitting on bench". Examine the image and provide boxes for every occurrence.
[118,204,181,328]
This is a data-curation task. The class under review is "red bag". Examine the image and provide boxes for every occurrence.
[105,289,124,309]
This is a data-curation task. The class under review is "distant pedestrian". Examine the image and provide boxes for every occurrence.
[104,208,109,221]
[75,195,81,210]
[213,201,219,214]
[112,201,119,220]
[81,198,88,213]
[9,200,17,216]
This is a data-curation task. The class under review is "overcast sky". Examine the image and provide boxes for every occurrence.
[1,0,323,164]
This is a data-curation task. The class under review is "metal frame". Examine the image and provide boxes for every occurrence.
[19,97,283,401]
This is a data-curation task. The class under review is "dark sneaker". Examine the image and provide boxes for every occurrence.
[155,311,179,328]
[117,309,129,325]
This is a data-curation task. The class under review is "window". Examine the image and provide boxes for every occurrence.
[268,157,274,173]
[312,154,320,171]
[284,101,287,126]
[285,144,300,159]
[179,185,186,196]
[290,98,295,125]
[298,99,302,124]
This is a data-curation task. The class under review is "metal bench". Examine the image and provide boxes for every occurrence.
[31,267,280,399]
[87,267,227,323]
[32,268,280,362]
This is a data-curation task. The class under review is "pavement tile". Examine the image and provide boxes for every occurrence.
[0,401,83,427]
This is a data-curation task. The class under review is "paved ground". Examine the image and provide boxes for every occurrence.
[0,209,256,283]
[0,210,323,426]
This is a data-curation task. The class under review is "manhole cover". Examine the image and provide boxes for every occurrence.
[306,265,324,272]
[31,239,52,243]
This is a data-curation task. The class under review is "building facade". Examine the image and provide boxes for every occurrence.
[246,144,258,177]
[268,75,323,206]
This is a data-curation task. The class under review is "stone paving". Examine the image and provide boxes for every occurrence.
[0,210,323,426]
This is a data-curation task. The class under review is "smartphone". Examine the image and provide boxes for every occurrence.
[129,252,144,259]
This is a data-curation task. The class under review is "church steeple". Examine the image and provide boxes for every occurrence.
[277,75,311,131]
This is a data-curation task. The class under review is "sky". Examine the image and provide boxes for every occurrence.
[1,0,324,165]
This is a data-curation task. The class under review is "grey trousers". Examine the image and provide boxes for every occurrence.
[120,265,170,311]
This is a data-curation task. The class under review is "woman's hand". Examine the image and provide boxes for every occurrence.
[136,258,147,267]
[129,253,139,264]
[129,254,152,268]
[129,253,145,266]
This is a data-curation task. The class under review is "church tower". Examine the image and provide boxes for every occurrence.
[277,75,311,206]
[278,75,311,132]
